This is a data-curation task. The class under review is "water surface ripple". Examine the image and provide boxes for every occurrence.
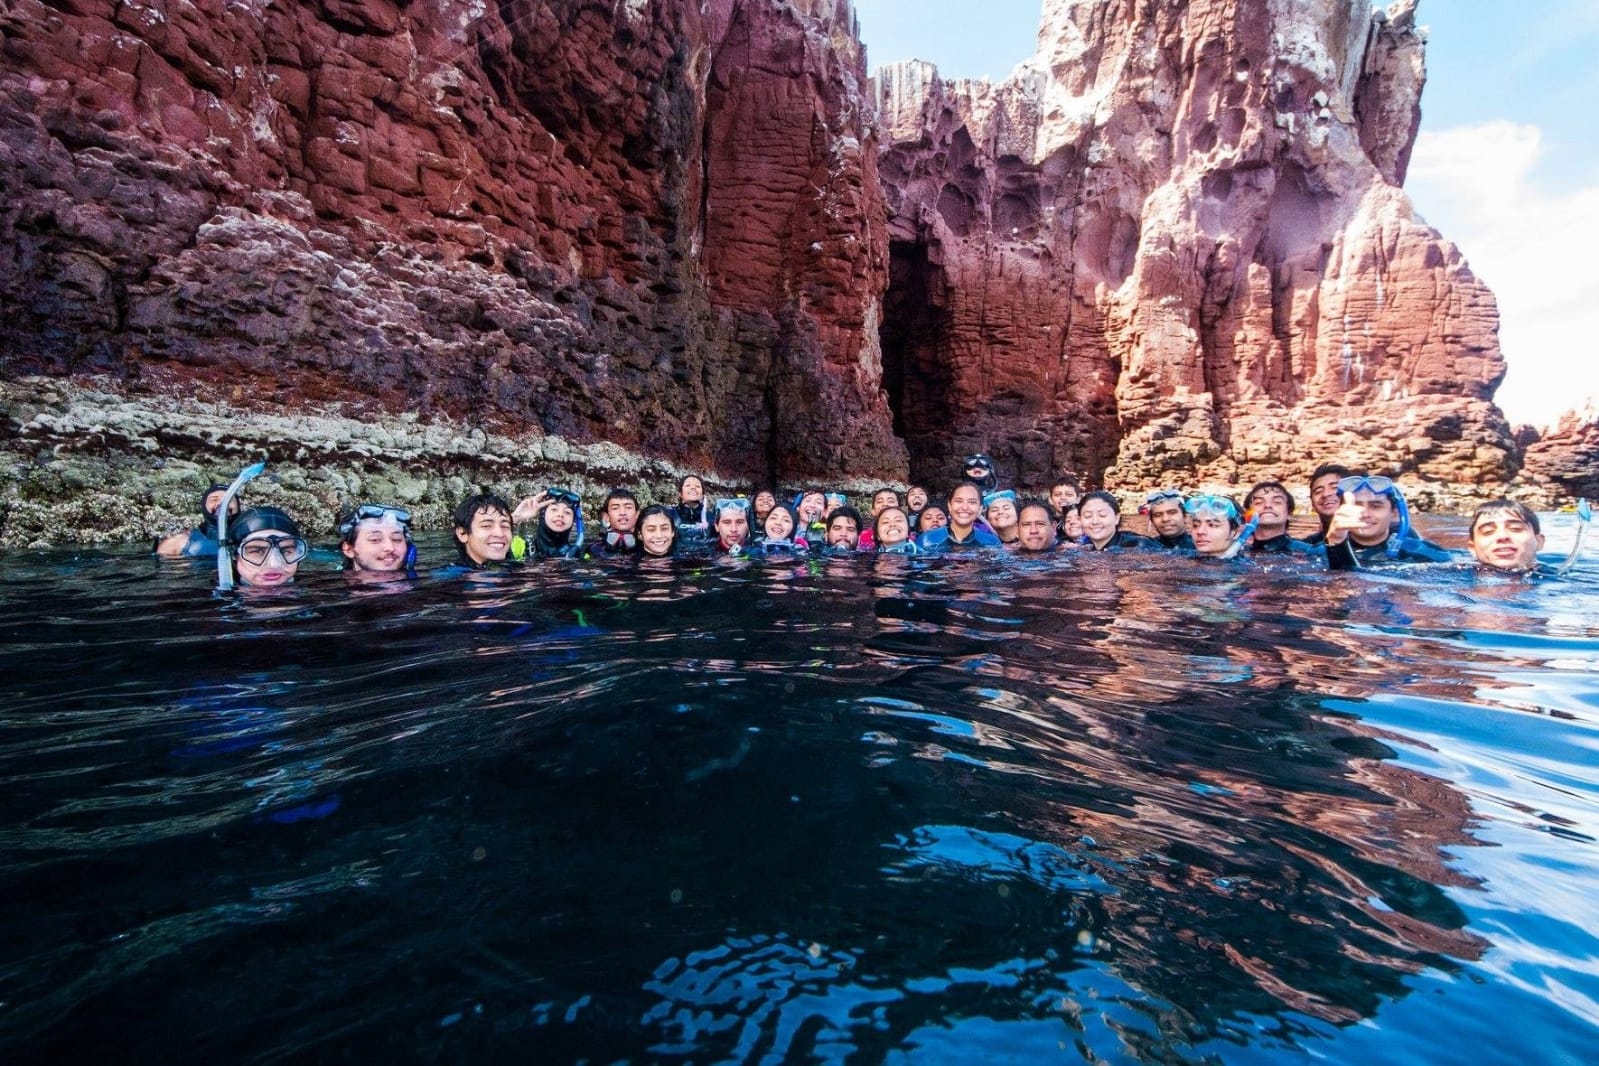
[1,523,1596,1063]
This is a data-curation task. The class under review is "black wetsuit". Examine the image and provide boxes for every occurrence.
[1154,532,1195,551]
[1088,531,1158,552]
[1250,531,1314,555]
[1326,533,1453,570]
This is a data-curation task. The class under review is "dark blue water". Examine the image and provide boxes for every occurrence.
[2,517,1596,1063]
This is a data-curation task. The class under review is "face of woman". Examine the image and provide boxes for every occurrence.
[545,501,575,533]
[906,487,928,512]
[986,498,1018,530]
[1062,507,1083,540]
[1078,499,1120,544]
[875,507,909,546]
[639,513,676,556]
[1189,514,1235,555]
[918,506,948,532]
[948,486,982,528]
[799,493,826,523]
[763,508,794,540]
[680,477,704,503]
[236,531,302,587]
[754,491,776,516]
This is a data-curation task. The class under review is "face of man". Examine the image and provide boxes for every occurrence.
[680,477,704,503]
[906,487,928,512]
[1470,509,1545,571]
[1147,499,1187,538]
[715,506,750,547]
[1049,484,1079,512]
[604,497,638,534]
[1245,487,1291,537]
[639,513,675,556]
[872,490,900,516]
[456,507,512,565]
[1310,474,1343,519]
[948,485,982,529]
[986,497,1019,534]
[342,518,408,572]
[1017,506,1056,551]
[1341,489,1396,545]
[1189,515,1234,555]
[826,515,860,549]
[1078,498,1120,545]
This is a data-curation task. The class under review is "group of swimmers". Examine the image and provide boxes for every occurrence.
[155,453,1577,587]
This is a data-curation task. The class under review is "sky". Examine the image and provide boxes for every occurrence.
[853,1,1599,429]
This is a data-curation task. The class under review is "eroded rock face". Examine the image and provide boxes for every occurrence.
[876,0,1517,493]
[0,0,905,483]
[1518,409,1599,503]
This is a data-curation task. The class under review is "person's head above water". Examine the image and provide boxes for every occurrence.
[201,482,243,532]
[796,489,828,527]
[1184,494,1242,556]
[947,481,985,533]
[762,503,799,542]
[915,503,949,533]
[1243,481,1294,539]
[962,454,998,493]
[825,506,862,549]
[1017,500,1058,552]
[983,489,1020,542]
[713,497,751,549]
[230,507,306,588]
[603,489,639,534]
[873,505,910,549]
[1326,475,1402,548]
[752,489,778,523]
[636,505,678,558]
[1077,491,1123,549]
[1143,488,1188,540]
[1048,476,1081,514]
[1469,498,1544,572]
[453,491,514,566]
[1309,462,1353,524]
[870,487,901,516]
[339,504,412,573]
[678,475,705,504]
[905,485,929,513]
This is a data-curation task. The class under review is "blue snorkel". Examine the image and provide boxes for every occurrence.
[1217,509,1259,561]
[215,461,267,591]
[1556,498,1592,576]
[1387,484,1421,559]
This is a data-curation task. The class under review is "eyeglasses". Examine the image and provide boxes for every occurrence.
[1337,476,1395,496]
[1183,495,1239,520]
[714,498,751,513]
[237,535,308,565]
[546,488,581,506]
[339,503,411,537]
[1145,489,1185,505]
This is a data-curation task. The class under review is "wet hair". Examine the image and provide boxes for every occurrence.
[872,505,909,540]
[678,474,704,494]
[634,504,679,557]
[453,491,511,532]
[762,502,801,539]
[1244,480,1295,514]
[826,505,863,532]
[1018,497,1058,524]
[1309,462,1352,485]
[1049,475,1081,495]
[915,503,949,532]
[1080,489,1119,517]
[946,480,985,507]
[871,486,900,505]
[603,488,639,511]
[1470,498,1540,537]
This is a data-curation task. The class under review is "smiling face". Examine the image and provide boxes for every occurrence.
[1078,498,1120,546]
[1147,498,1187,538]
[456,506,512,565]
[1189,514,1235,555]
[1061,507,1083,540]
[1310,473,1344,519]
[639,512,676,556]
[1470,508,1545,571]
[753,491,776,518]
[826,514,860,548]
[544,500,575,533]
[342,519,408,572]
[680,477,704,504]
[1245,486,1291,536]
[948,485,982,530]
[763,507,794,540]
[985,497,1018,534]
[874,507,909,546]
[799,492,826,524]
[906,486,928,512]
[1017,506,1056,551]
[1345,489,1396,545]
[1049,483,1079,512]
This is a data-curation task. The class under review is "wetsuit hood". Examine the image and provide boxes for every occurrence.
[229,506,300,542]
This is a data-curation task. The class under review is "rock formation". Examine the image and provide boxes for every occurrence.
[0,0,904,494]
[1517,407,1599,504]
[875,0,1518,494]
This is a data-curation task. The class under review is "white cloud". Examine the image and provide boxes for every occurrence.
[1406,120,1599,428]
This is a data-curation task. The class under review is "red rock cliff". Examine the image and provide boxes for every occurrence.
[0,0,906,482]
[876,0,1517,493]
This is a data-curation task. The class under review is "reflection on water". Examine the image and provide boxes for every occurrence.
[1,523,1597,1062]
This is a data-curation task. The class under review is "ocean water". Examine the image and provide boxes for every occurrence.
[1,516,1596,1063]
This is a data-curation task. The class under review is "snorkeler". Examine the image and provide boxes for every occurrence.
[338,504,414,576]
[1241,481,1313,555]
[872,505,918,554]
[1143,489,1194,550]
[675,475,711,541]
[1323,475,1451,569]
[905,485,930,516]
[635,504,679,559]
[822,506,864,553]
[857,487,903,550]
[452,491,516,568]
[1016,500,1061,553]
[598,488,641,556]
[1302,462,1352,547]
[983,490,1022,548]
[1078,491,1156,552]
[915,502,949,536]
[1184,495,1247,559]
[712,497,753,554]
[962,454,999,494]
[154,482,244,557]
[1467,498,1549,574]
[794,489,829,542]
[754,502,808,554]
[228,507,308,588]
[751,489,778,528]
[921,482,1001,551]
[515,487,588,559]
[1048,476,1081,516]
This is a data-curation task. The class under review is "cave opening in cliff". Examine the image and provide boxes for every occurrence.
[880,239,953,461]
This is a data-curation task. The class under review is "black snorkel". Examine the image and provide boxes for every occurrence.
[215,461,267,591]
[1556,499,1592,576]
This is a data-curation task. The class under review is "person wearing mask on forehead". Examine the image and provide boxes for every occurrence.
[1323,474,1451,569]
[712,497,753,555]
[155,482,245,557]
[1184,495,1248,559]
[514,487,589,559]
[229,507,308,588]
[1078,491,1155,552]
[983,489,1022,548]
[597,488,641,556]
[1142,489,1193,550]
[1302,463,1352,547]
[338,503,415,578]
[1241,480,1312,555]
